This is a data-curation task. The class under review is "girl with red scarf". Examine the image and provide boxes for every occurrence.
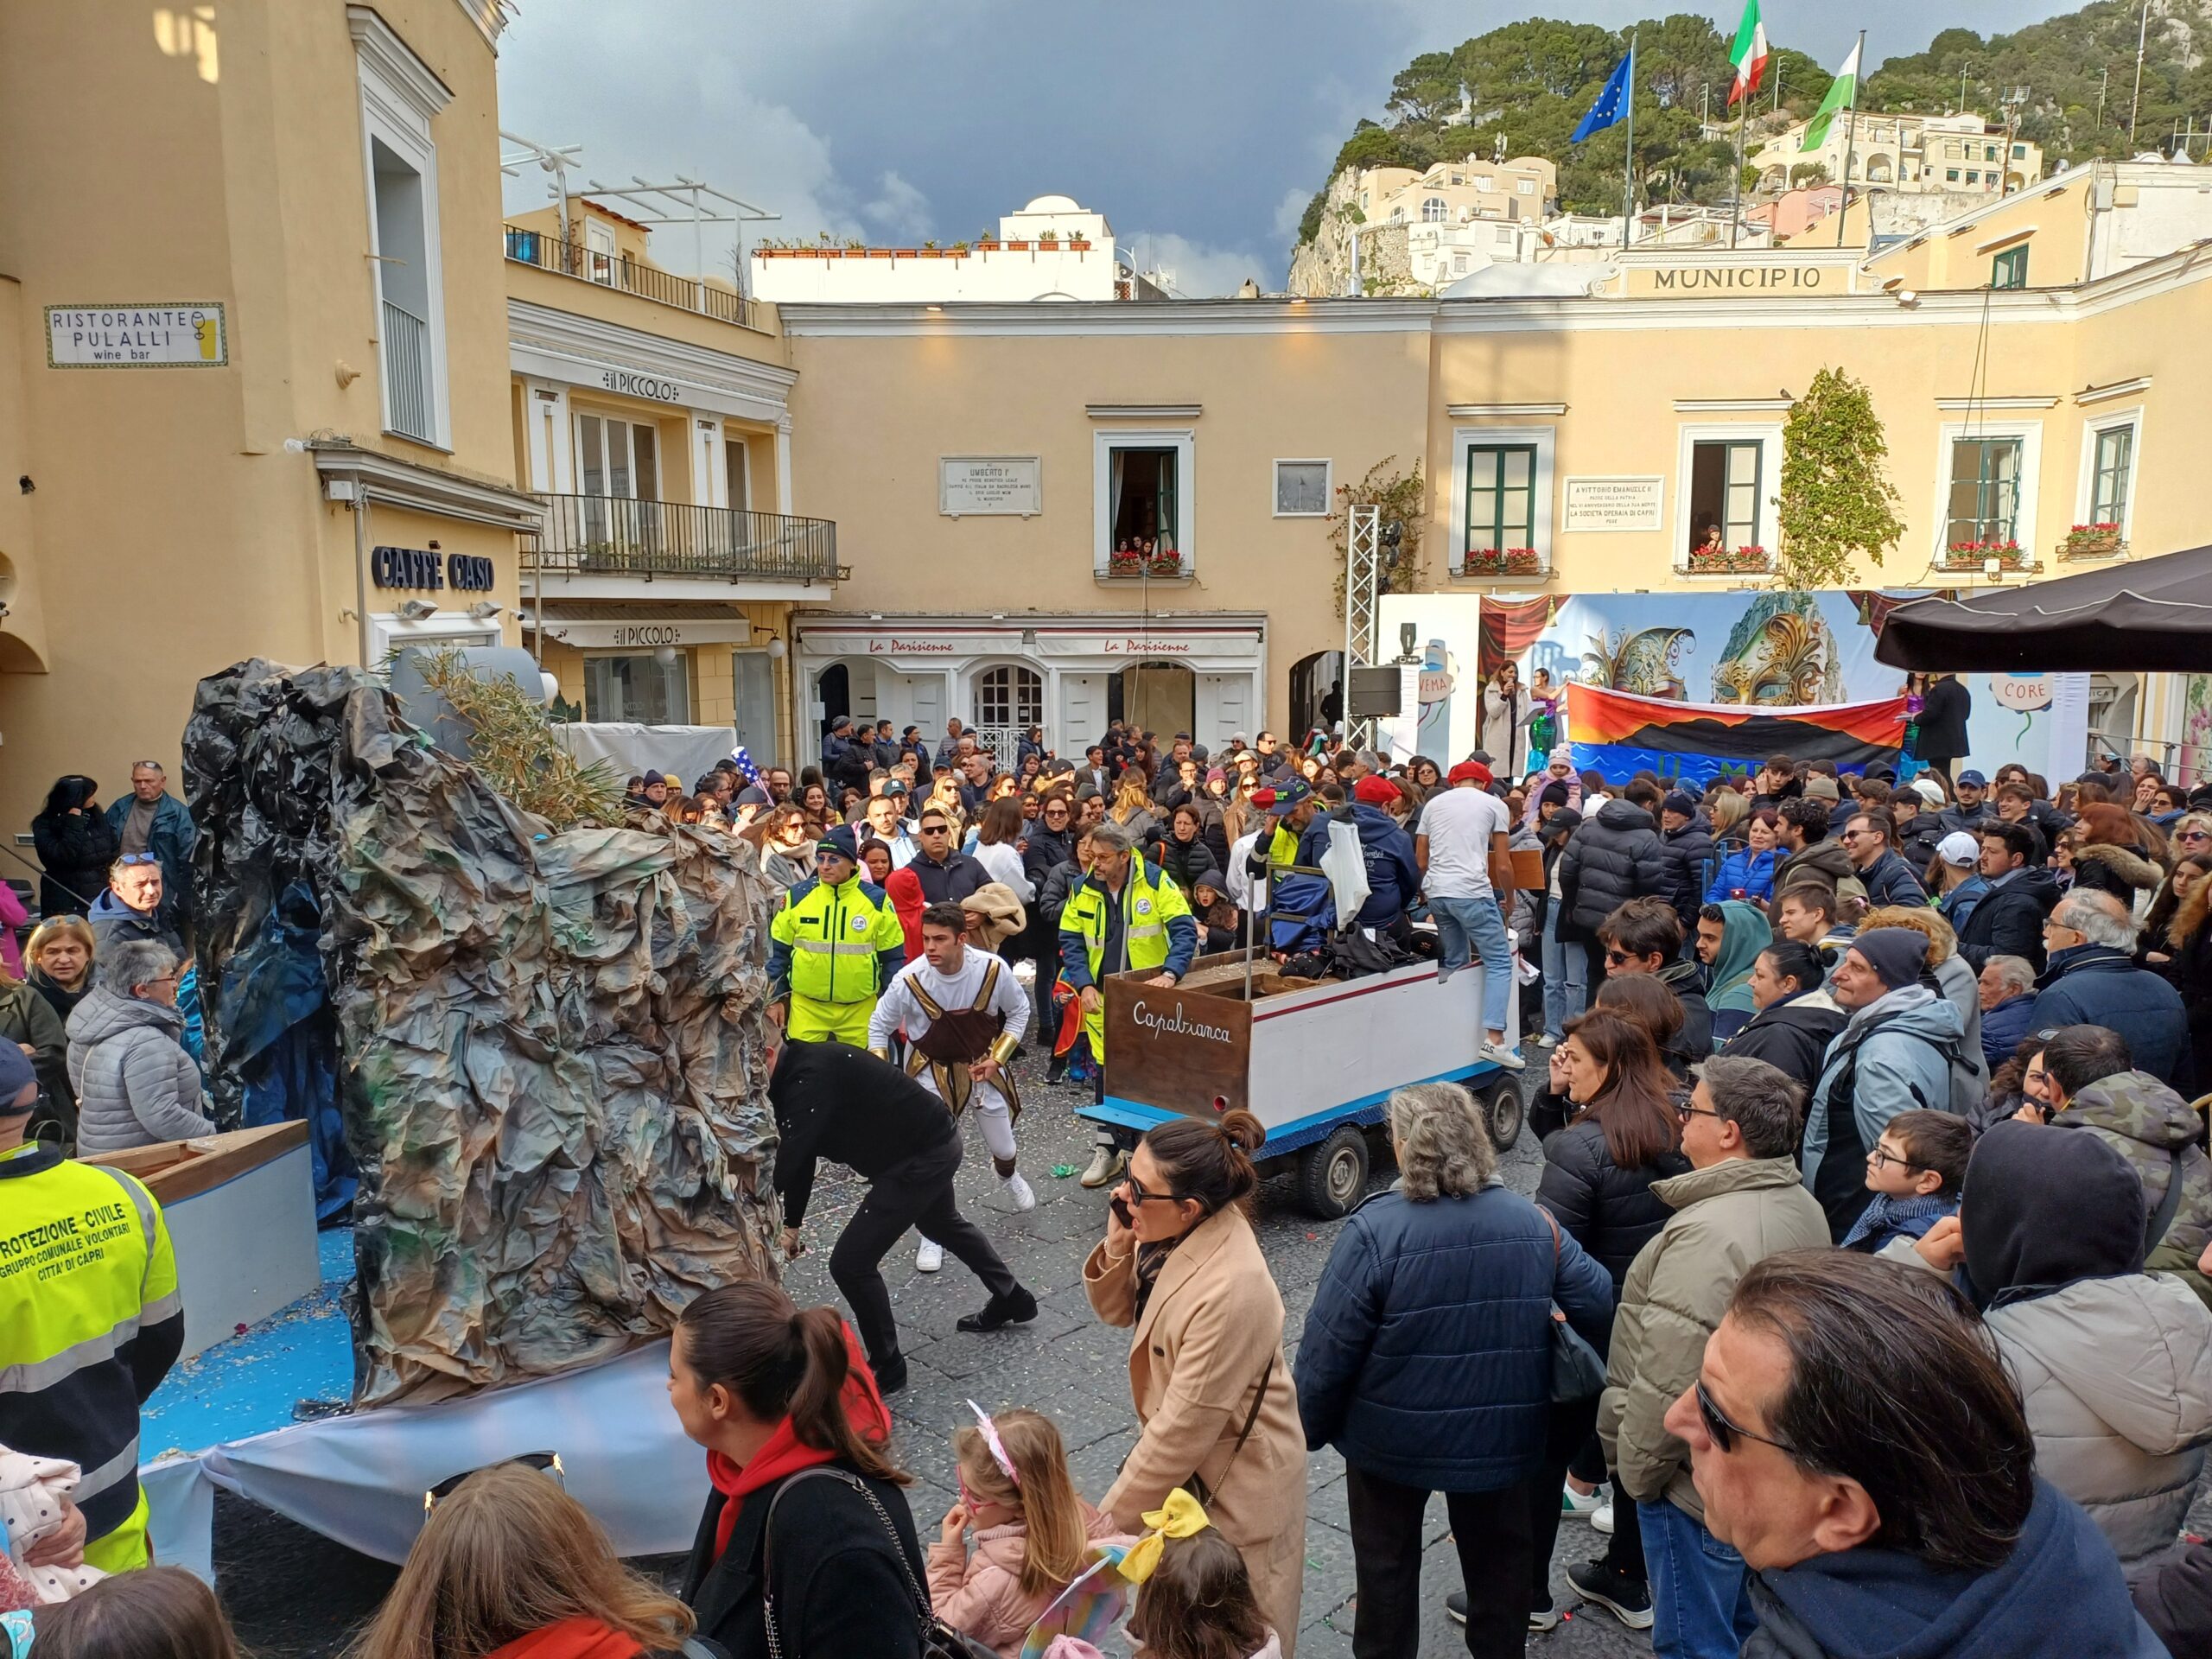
[671,1281,926,1659]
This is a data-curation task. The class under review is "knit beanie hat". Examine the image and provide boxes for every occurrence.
[1662,791,1698,819]
[1847,926,1928,991]
[1803,775,1841,803]
[1540,780,1572,808]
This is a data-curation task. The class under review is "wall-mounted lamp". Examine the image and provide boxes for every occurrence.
[467,601,504,621]
[396,599,438,621]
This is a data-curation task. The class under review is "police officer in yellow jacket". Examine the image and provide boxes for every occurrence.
[768,825,909,1046]
[0,1043,181,1574]
[1058,819,1198,1187]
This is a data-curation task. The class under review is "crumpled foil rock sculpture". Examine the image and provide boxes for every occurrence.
[186,660,779,1405]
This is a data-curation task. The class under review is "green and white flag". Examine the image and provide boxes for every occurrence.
[1802,40,1861,150]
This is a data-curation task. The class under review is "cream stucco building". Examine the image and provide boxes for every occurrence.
[6,2,2212,854]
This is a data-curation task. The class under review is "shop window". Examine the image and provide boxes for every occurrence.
[584,653,690,724]
[2091,424,2134,528]
[1991,245,2028,289]
[1108,447,1179,554]
[1465,444,1536,559]
[976,664,1044,732]
[1688,440,1763,553]
[1947,437,2023,546]
[1274,460,1330,516]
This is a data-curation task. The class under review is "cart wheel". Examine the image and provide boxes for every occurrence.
[1297,1125,1370,1220]
[1485,1075,1526,1153]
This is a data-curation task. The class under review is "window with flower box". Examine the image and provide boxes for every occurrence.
[1463,444,1536,573]
[1945,436,2023,552]
[2091,424,2133,528]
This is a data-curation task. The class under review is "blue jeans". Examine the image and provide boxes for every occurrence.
[1639,1498,1755,1659]
[1431,893,1511,1039]
[1541,905,1587,1040]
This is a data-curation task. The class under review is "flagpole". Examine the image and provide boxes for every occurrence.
[1732,102,1747,248]
[1622,29,1637,251]
[1836,29,1866,249]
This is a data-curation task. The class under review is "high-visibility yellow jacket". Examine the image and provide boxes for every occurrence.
[768,873,907,1007]
[1268,823,1300,870]
[0,1141,181,1565]
[1058,858,1198,1061]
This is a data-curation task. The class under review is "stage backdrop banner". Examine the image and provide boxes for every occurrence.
[1566,683,1909,786]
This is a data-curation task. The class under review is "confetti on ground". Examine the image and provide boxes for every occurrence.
[1052,1164,1080,1179]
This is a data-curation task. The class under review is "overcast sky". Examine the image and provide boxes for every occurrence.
[496,1,2070,296]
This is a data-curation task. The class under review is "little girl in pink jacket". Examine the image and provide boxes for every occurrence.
[926,1406,1132,1659]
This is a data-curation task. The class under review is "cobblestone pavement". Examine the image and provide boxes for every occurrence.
[214,1052,1650,1656]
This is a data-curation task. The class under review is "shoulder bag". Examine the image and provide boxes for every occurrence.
[1541,1207,1609,1402]
[761,1466,995,1659]
[1189,1353,1275,1507]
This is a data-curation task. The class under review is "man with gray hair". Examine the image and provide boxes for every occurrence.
[1977,953,2040,1071]
[1585,1056,1830,1654]
[1296,1082,1612,1653]
[2028,889,2193,1093]
[66,938,213,1154]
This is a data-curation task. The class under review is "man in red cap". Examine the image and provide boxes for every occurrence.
[1416,760,1523,1070]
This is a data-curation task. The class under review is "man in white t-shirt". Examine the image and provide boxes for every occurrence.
[1415,760,1522,1069]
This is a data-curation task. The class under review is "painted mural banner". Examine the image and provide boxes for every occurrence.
[1376,588,2086,785]
[1566,683,1909,786]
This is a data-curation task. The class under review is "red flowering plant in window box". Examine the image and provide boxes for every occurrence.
[1460,546,1544,577]
[1687,543,1773,575]
[1146,550,1185,576]
[1939,538,2026,570]
[2060,522,2125,560]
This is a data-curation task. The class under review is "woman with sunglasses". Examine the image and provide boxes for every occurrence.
[1533,1007,1691,1632]
[67,937,213,1154]
[1084,1111,1307,1653]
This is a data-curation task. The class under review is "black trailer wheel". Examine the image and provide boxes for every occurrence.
[1484,1074,1526,1152]
[1297,1125,1370,1220]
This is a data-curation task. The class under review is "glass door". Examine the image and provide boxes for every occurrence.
[733,649,779,769]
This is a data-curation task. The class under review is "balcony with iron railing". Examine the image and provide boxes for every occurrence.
[380,299,435,443]
[523,493,839,584]
[504,225,765,333]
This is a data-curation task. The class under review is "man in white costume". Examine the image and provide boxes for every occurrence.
[869,900,1036,1272]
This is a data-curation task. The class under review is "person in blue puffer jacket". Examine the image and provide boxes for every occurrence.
[1705,810,1781,906]
[1297,1080,1613,1656]
[1272,779,1421,951]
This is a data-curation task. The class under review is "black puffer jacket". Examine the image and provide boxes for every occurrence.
[1720,988,1848,1099]
[1160,833,1221,897]
[1955,865,2062,973]
[1033,856,1086,931]
[1897,809,1949,868]
[1535,1115,1693,1294]
[1558,801,1669,937]
[1021,821,1075,889]
[2073,842,2164,909]
[1660,815,1718,931]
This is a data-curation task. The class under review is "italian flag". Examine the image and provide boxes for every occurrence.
[1727,0,1770,106]
[1802,40,1861,150]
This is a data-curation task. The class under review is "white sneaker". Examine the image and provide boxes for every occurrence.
[1592,1501,1615,1535]
[916,1239,944,1274]
[1079,1145,1128,1188]
[1480,1039,1526,1071]
[1561,1479,1607,1520]
[1005,1172,1037,1211]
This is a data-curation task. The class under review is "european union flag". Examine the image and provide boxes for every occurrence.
[1571,44,1634,143]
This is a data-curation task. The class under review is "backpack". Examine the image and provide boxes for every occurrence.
[1825,1007,1978,1119]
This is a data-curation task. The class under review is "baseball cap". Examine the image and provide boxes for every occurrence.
[734,785,772,808]
[1910,777,1948,808]
[1957,770,1988,787]
[880,780,909,798]
[1936,831,1981,868]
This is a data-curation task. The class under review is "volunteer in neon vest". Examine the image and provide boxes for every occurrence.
[767,826,907,1046]
[1058,819,1198,1188]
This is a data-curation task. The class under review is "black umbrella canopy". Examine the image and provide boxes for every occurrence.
[1875,544,2212,673]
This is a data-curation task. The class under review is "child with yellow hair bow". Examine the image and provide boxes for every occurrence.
[1090,1488,1281,1659]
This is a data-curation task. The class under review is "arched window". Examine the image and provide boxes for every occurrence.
[1421,196,1447,222]
[976,664,1043,731]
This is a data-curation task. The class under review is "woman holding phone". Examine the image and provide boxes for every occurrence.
[1083,1111,1307,1652]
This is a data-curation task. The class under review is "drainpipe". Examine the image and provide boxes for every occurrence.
[352,493,374,667]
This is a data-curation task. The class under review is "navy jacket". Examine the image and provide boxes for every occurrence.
[1857,848,1929,909]
[1296,1183,1612,1492]
[1744,1478,2164,1659]
[2029,945,2196,1097]
[1286,805,1420,937]
[1980,990,2038,1071]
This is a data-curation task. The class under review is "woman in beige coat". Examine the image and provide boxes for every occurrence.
[1083,1110,1307,1655]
